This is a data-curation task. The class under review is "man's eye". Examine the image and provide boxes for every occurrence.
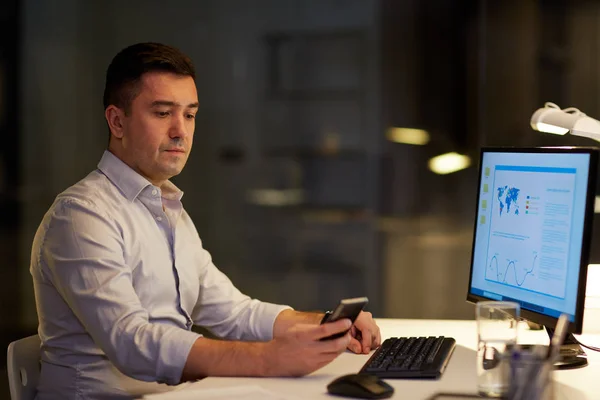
[155,111,170,117]
[186,114,196,120]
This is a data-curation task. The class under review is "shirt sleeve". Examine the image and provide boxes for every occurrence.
[189,239,292,341]
[41,198,200,384]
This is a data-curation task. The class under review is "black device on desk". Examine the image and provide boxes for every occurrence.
[466,147,598,369]
[327,373,394,399]
[320,297,369,340]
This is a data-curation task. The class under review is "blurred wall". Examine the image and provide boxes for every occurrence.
[20,0,109,328]
[13,0,600,334]
[18,0,381,329]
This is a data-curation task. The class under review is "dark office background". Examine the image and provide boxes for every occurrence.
[2,0,600,396]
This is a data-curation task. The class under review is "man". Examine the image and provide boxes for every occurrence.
[30,42,381,399]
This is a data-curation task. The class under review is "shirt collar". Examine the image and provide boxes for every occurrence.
[97,150,184,202]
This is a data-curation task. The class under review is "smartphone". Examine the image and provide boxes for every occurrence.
[320,297,369,340]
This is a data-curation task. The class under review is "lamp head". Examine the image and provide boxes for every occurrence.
[531,102,600,143]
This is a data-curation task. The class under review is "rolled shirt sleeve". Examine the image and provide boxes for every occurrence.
[190,250,292,341]
[42,198,200,384]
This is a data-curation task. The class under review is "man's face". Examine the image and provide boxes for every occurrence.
[116,72,198,185]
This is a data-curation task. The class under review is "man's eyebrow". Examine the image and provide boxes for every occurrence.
[151,100,199,108]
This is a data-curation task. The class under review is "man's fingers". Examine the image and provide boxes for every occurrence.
[316,330,352,353]
[314,318,352,341]
[348,337,362,353]
[360,328,373,353]
[373,327,382,348]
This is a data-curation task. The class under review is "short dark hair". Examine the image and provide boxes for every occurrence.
[103,42,196,114]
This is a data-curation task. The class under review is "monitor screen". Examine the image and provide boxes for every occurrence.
[467,147,598,333]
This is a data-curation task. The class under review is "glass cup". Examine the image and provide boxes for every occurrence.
[476,301,520,398]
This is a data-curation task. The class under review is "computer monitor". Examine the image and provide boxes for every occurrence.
[466,146,598,369]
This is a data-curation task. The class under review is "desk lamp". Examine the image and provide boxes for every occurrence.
[530,102,600,141]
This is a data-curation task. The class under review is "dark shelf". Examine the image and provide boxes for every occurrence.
[298,207,371,222]
[266,89,364,101]
[264,29,366,41]
[263,147,367,158]
[265,28,366,98]
[249,204,371,221]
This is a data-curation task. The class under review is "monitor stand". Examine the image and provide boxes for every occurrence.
[525,321,588,369]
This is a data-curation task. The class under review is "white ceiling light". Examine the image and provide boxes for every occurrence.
[428,152,471,175]
[246,189,304,207]
[386,127,430,145]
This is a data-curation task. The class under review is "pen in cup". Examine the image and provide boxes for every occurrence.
[511,345,547,400]
[533,314,569,398]
[518,314,568,400]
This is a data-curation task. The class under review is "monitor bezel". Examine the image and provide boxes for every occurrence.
[466,146,598,334]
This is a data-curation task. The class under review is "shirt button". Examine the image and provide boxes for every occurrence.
[151,189,158,196]
[156,216,162,221]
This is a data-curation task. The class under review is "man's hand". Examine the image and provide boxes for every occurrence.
[347,311,381,354]
[182,312,376,380]
[263,319,352,377]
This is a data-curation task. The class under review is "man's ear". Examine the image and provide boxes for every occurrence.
[105,105,126,139]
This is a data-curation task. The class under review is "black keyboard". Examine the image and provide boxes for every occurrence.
[359,336,456,379]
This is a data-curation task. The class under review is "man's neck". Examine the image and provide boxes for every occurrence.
[106,147,167,188]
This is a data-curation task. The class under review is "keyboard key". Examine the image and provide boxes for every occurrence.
[426,337,445,364]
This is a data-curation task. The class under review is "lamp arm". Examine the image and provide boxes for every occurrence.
[570,116,600,143]
[571,129,600,143]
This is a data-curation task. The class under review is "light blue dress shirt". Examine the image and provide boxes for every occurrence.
[30,150,290,399]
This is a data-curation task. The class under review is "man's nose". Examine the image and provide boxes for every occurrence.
[169,114,189,138]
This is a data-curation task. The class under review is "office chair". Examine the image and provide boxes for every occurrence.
[6,335,41,400]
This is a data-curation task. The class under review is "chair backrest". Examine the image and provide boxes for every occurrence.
[6,335,41,400]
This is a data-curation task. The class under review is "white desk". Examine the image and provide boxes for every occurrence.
[176,319,600,399]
